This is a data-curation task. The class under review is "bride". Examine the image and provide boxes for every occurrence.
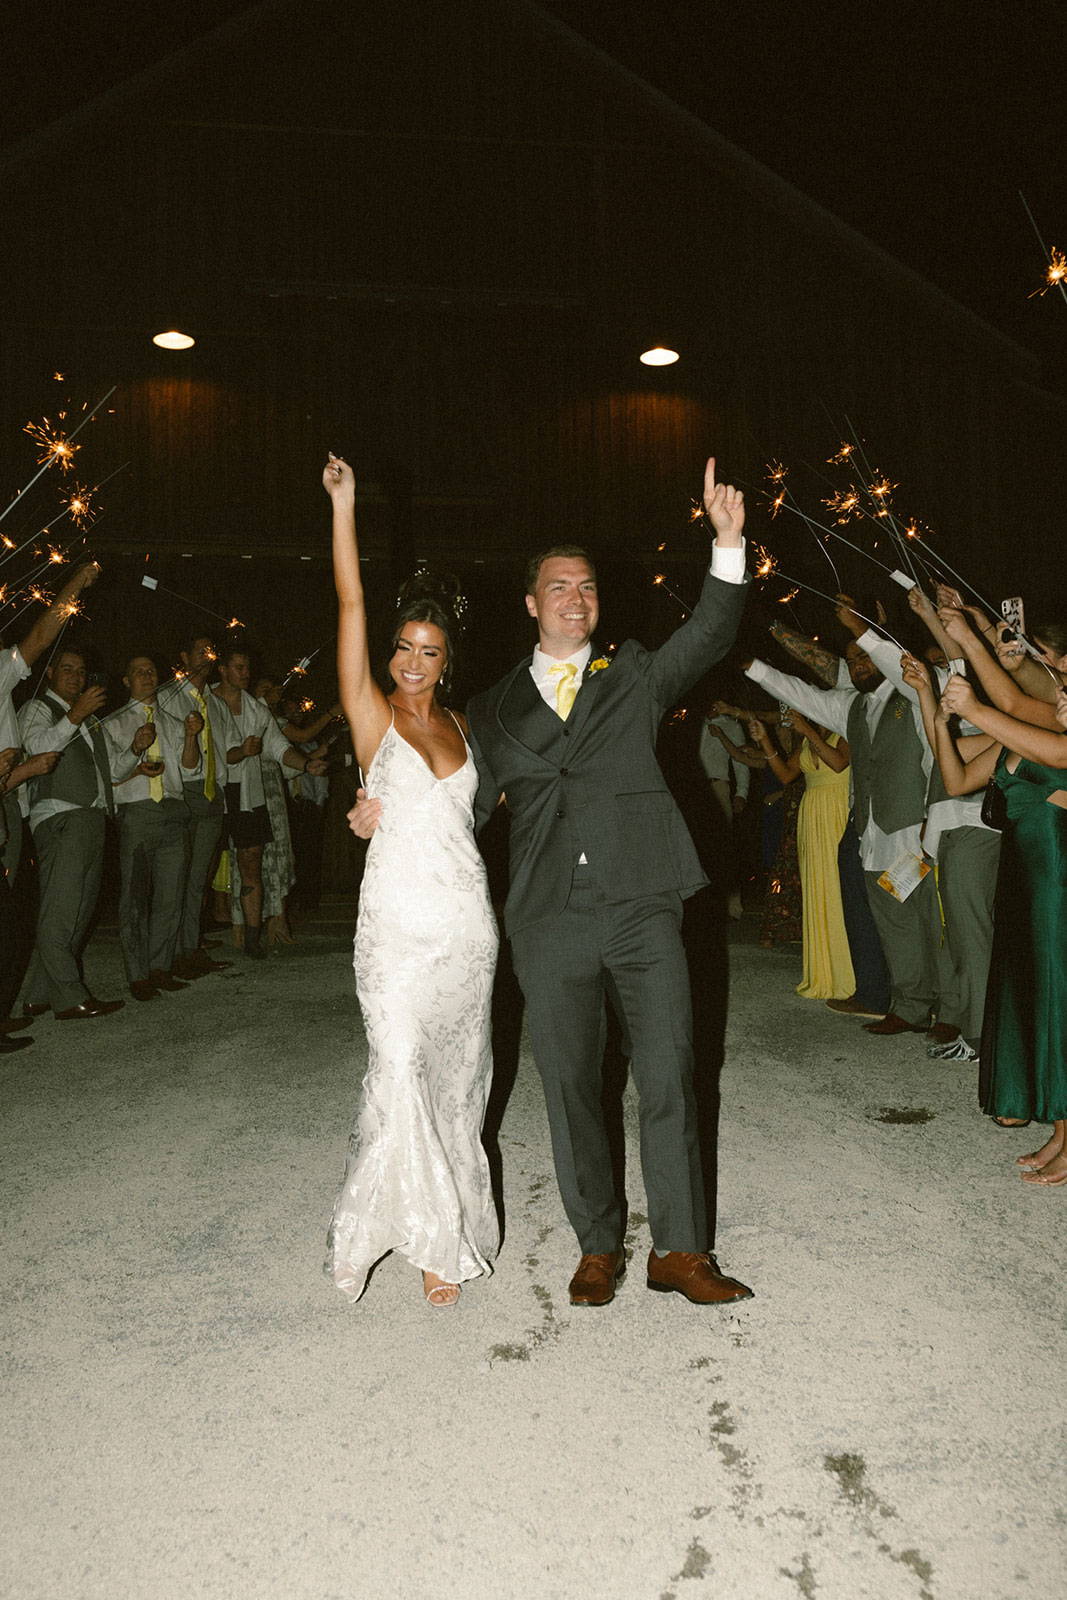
[322,454,499,1306]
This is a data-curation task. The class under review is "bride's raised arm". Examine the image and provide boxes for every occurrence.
[323,454,391,771]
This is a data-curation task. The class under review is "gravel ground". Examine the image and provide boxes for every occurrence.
[2,916,1063,1600]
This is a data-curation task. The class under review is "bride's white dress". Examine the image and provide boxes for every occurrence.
[325,714,499,1300]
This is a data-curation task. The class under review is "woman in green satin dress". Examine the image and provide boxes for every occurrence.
[931,622,1067,1187]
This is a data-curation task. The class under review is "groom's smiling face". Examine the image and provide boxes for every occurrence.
[526,556,599,658]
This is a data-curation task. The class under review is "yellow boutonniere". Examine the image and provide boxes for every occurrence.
[588,657,610,675]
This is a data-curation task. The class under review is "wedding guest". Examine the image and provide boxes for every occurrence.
[109,653,200,1000]
[18,646,150,1019]
[172,632,231,980]
[746,616,942,1037]
[211,645,326,959]
[699,701,750,918]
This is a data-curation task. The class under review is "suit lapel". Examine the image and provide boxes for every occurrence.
[496,659,563,765]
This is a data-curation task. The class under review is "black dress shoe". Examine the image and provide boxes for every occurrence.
[0,1034,33,1054]
[1,1016,34,1034]
[21,1002,49,1018]
[55,997,125,1020]
[129,979,158,1002]
[148,969,189,992]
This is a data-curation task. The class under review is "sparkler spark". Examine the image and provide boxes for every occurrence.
[28,585,51,604]
[300,698,315,713]
[688,501,706,523]
[227,617,245,630]
[47,545,66,564]
[827,442,856,465]
[58,598,85,620]
[765,460,789,484]
[64,483,95,528]
[777,587,801,604]
[2,535,15,550]
[1030,246,1067,297]
[24,417,80,473]
[867,474,897,506]
[769,491,786,518]
[822,487,862,524]
[753,544,778,580]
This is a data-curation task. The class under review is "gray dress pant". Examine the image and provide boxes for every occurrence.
[510,870,704,1255]
[863,864,943,1026]
[117,797,189,981]
[936,826,1001,1048]
[179,782,224,957]
[24,808,106,1013]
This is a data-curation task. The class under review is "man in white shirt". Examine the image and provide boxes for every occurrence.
[19,645,150,1019]
[109,653,201,1000]
[745,615,943,1039]
[172,632,231,980]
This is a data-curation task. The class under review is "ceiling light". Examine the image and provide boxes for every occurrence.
[639,346,679,366]
[152,329,196,350]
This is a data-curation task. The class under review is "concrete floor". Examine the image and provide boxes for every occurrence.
[2,906,1064,1600]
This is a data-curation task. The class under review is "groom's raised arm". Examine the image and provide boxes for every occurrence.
[645,457,748,708]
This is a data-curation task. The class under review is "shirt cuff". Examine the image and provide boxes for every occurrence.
[709,539,747,585]
[745,659,770,685]
[856,628,882,652]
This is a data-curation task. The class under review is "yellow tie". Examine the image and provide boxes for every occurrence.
[189,686,216,801]
[549,661,579,720]
[145,705,164,803]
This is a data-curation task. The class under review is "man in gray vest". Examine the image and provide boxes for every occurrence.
[172,632,231,980]
[109,653,202,1000]
[746,618,943,1036]
[19,646,152,1019]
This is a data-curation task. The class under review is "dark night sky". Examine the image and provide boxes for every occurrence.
[5,0,1066,375]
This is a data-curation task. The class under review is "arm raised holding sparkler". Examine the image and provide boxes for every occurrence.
[901,653,999,795]
[14,561,99,668]
[766,617,841,688]
[323,453,392,774]
[938,605,1064,731]
[940,674,1067,770]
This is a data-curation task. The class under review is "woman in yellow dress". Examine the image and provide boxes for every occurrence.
[748,712,854,999]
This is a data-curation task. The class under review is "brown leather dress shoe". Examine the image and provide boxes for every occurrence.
[646,1251,753,1304]
[148,969,189,992]
[21,1002,49,1018]
[826,997,885,1019]
[55,997,125,1020]
[863,1011,928,1035]
[568,1249,626,1306]
[926,1021,959,1045]
[129,979,158,1002]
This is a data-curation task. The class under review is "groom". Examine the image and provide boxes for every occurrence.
[355,460,753,1307]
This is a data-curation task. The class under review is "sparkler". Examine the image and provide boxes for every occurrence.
[1020,192,1067,308]
[23,418,80,473]
[763,461,844,590]
[822,486,863,524]
[63,483,95,529]
[651,573,692,615]
[754,560,909,653]
[0,385,116,526]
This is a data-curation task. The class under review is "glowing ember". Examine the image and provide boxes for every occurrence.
[58,598,85,619]
[228,617,244,630]
[688,501,705,523]
[300,698,315,713]
[765,460,788,484]
[24,418,80,472]
[770,491,786,518]
[777,587,801,603]
[653,574,666,585]
[1031,246,1067,297]
[753,544,778,580]
[289,663,307,676]
[47,545,66,564]
[64,483,95,527]
[827,442,855,465]
[53,372,65,382]
[29,585,51,604]
[822,487,862,524]
[867,474,897,501]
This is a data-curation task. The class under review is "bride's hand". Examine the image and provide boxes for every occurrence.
[323,453,355,501]
[347,787,382,839]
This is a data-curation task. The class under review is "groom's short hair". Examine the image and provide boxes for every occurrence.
[524,545,596,595]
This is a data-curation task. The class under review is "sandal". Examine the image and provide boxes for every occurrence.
[993,1117,1031,1128]
[422,1272,460,1308]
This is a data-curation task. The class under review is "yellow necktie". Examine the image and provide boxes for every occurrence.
[145,705,164,803]
[549,661,579,720]
[189,686,216,801]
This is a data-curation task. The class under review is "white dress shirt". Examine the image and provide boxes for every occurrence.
[745,659,928,872]
[107,699,190,805]
[854,629,992,860]
[169,677,229,789]
[698,715,751,801]
[0,645,30,754]
[212,688,294,809]
[18,691,138,829]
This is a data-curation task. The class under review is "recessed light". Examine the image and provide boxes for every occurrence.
[639,346,679,366]
[152,330,195,350]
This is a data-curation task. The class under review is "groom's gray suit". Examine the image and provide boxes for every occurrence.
[466,566,749,1254]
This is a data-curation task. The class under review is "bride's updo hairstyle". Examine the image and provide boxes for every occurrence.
[386,568,467,700]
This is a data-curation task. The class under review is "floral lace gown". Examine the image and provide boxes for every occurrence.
[325,714,499,1299]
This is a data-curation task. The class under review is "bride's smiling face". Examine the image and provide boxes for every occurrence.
[389,621,448,696]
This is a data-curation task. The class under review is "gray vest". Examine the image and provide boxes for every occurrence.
[28,695,114,816]
[847,689,927,835]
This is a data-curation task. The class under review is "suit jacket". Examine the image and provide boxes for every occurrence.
[467,567,749,936]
